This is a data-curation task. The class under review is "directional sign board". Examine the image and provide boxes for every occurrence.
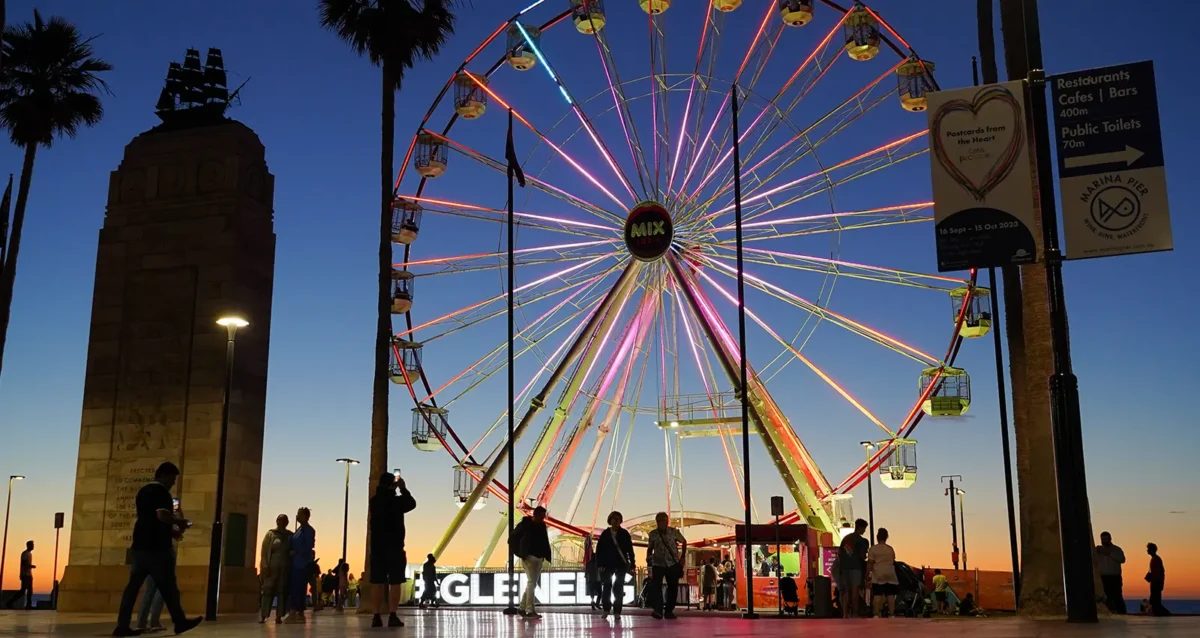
[1050,61,1172,259]
[927,81,1038,272]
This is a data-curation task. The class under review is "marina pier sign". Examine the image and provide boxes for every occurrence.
[1050,61,1173,259]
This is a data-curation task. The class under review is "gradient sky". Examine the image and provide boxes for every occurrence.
[1,0,1197,601]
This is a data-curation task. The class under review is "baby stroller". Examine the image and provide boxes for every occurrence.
[892,561,930,618]
[779,576,800,616]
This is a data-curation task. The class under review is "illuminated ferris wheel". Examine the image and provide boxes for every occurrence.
[390,0,990,563]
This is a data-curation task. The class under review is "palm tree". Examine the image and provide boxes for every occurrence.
[0,10,112,379]
[318,0,459,577]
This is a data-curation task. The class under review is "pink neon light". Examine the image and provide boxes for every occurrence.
[711,202,932,232]
[395,254,610,339]
[407,195,617,232]
[666,10,712,197]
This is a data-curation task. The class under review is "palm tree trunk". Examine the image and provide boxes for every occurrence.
[0,144,38,380]
[999,0,1102,615]
[364,63,396,589]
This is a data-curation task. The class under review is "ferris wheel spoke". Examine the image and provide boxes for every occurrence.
[676,0,778,199]
[508,22,639,202]
[424,110,627,224]
[396,238,619,272]
[689,256,895,437]
[705,242,963,292]
[537,287,659,508]
[434,271,616,420]
[591,27,653,197]
[694,251,939,367]
[693,129,927,225]
[410,195,618,238]
[396,253,615,340]
[415,260,616,352]
[411,252,613,280]
[682,15,848,210]
[701,62,899,216]
[670,282,750,509]
[665,9,717,199]
[703,202,932,244]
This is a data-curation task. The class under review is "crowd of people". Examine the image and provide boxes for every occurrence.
[0,458,1166,633]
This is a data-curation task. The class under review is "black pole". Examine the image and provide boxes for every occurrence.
[53,526,60,609]
[1014,0,1097,621]
[731,85,757,620]
[991,268,1022,606]
[341,463,351,566]
[973,1,1023,602]
[941,475,960,570]
[206,325,237,621]
[503,108,519,616]
[775,513,781,617]
[959,491,968,571]
[861,443,875,546]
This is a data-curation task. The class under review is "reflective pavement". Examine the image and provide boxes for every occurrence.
[1,608,1197,636]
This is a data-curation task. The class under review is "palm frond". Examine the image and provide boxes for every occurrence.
[0,9,113,148]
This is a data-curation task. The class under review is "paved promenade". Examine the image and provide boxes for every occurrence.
[0,608,1195,636]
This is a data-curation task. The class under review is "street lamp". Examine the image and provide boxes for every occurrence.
[940,475,962,570]
[336,455,357,611]
[955,488,968,571]
[206,316,248,621]
[859,441,876,545]
[1,475,25,600]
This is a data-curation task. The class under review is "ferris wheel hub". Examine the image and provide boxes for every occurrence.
[623,200,674,262]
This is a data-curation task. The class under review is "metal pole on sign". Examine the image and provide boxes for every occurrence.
[975,0,1023,609]
[503,108,519,616]
[1013,0,1097,621]
[731,84,757,621]
[958,489,968,571]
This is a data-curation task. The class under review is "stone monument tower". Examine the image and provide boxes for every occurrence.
[58,49,275,614]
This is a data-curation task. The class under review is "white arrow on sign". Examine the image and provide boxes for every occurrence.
[1064,145,1144,169]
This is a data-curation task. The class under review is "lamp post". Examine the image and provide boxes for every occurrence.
[859,441,876,545]
[955,488,968,571]
[940,475,961,570]
[205,316,248,621]
[1,475,24,599]
[335,458,358,611]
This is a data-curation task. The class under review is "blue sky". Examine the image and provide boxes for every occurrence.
[1,0,1197,594]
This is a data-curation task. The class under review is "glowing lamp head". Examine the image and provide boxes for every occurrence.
[217,316,249,329]
[670,421,680,428]
[10,475,24,481]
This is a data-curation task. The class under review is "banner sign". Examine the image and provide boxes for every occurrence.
[927,80,1038,271]
[413,570,634,606]
[1050,61,1173,259]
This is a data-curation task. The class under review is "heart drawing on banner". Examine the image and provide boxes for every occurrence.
[931,85,1025,202]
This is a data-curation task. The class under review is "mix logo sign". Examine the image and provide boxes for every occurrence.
[624,201,674,262]
[413,570,636,606]
[628,220,668,238]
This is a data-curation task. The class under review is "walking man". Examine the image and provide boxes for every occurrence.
[6,541,34,609]
[111,462,201,636]
[419,554,439,609]
[595,510,635,617]
[259,514,292,623]
[369,472,416,628]
[645,512,687,620]
[1146,543,1169,616]
[510,506,552,619]
[1096,531,1126,614]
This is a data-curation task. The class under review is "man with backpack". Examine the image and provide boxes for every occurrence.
[509,506,552,619]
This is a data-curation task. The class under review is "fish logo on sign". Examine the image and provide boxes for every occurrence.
[931,85,1026,201]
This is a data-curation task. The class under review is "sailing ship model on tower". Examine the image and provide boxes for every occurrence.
[154,48,248,126]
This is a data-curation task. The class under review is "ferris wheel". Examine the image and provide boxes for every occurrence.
[390,0,991,563]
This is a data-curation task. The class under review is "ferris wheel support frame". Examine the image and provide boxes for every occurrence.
[431,261,641,560]
[666,254,834,532]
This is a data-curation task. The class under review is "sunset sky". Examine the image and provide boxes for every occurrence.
[1,0,1196,602]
